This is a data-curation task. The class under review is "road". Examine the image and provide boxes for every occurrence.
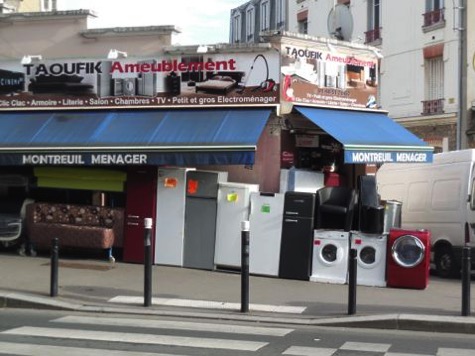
[0,309,475,355]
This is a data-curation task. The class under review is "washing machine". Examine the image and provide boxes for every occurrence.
[310,230,350,284]
[387,228,431,289]
[350,232,387,287]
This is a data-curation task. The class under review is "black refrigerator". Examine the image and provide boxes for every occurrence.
[279,191,316,280]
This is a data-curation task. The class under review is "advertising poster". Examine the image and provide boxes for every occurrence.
[281,42,379,110]
[0,50,280,110]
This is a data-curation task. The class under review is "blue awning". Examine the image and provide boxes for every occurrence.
[0,109,271,166]
[296,107,434,163]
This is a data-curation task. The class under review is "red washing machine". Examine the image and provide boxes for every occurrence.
[387,228,431,289]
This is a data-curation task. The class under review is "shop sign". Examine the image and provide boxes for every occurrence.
[281,150,295,164]
[345,151,433,164]
[295,134,319,147]
[0,50,280,111]
[281,42,379,111]
[19,153,149,165]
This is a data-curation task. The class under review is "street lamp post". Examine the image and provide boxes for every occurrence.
[457,0,467,150]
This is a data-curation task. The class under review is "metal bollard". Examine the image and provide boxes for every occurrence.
[50,237,59,297]
[348,248,357,315]
[143,218,153,307]
[462,246,471,316]
[241,220,250,313]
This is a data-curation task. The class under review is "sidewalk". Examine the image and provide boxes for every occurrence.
[1,252,475,334]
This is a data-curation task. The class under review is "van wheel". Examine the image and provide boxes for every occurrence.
[435,247,459,278]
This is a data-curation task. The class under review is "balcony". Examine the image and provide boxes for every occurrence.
[421,99,444,115]
[365,27,382,45]
[422,8,445,31]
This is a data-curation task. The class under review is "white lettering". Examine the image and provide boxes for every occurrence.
[351,152,394,163]
[396,153,427,162]
[22,155,85,165]
[91,154,148,165]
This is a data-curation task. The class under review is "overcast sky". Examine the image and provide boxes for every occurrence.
[57,0,245,45]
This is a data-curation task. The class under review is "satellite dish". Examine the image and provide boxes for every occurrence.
[327,4,354,41]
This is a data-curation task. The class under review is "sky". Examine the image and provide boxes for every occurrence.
[57,0,245,45]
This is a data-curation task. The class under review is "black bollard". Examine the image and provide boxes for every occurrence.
[50,237,59,297]
[241,220,250,313]
[462,246,471,316]
[348,248,357,315]
[144,218,153,307]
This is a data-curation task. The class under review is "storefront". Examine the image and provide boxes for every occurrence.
[0,45,281,260]
[0,34,433,263]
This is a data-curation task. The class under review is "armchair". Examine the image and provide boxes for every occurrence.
[357,175,384,234]
[315,186,357,231]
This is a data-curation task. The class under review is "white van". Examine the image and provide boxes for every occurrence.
[376,149,475,278]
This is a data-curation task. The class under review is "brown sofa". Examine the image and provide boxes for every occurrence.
[26,203,124,262]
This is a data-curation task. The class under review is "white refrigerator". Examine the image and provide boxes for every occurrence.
[154,167,195,266]
[249,192,285,276]
[214,182,259,269]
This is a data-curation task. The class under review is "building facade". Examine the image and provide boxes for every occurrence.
[231,0,475,152]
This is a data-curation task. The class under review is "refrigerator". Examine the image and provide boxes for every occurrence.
[214,182,259,269]
[154,167,195,266]
[280,168,325,193]
[279,191,316,280]
[183,170,228,270]
[249,192,285,276]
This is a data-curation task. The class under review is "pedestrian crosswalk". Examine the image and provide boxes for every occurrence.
[0,314,474,356]
[108,295,307,313]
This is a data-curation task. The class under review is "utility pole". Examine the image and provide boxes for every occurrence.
[456,0,467,150]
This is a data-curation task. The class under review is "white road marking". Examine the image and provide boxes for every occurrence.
[108,295,306,313]
[53,315,293,336]
[0,342,183,356]
[282,346,337,356]
[2,326,267,352]
[437,348,475,356]
[386,353,435,356]
[340,341,391,352]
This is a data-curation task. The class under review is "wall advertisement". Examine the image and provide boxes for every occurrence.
[281,43,379,111]
[0,51,280,110]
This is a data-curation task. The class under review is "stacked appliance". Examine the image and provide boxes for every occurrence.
[154,167,195,266]
[97,61,113,97]
[137,60,157,96]
[279,191,316,280]
[350,231,388,287]
[311,230,350,284]
[214,182,259,269]
[249,192,285,277]
[387,228,431,289]
[183,170,228,270]
[281,167,325,193]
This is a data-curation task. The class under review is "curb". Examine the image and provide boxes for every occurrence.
[2,291,475,334]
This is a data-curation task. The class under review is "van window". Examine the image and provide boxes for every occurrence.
[470,178,475,210]
[407,182,428,211]
[432,179,461,211]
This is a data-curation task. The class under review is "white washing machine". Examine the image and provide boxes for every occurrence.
[350,232,388,287]
[310,230,350,284]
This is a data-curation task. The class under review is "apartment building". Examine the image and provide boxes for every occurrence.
[231,0,475,151]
